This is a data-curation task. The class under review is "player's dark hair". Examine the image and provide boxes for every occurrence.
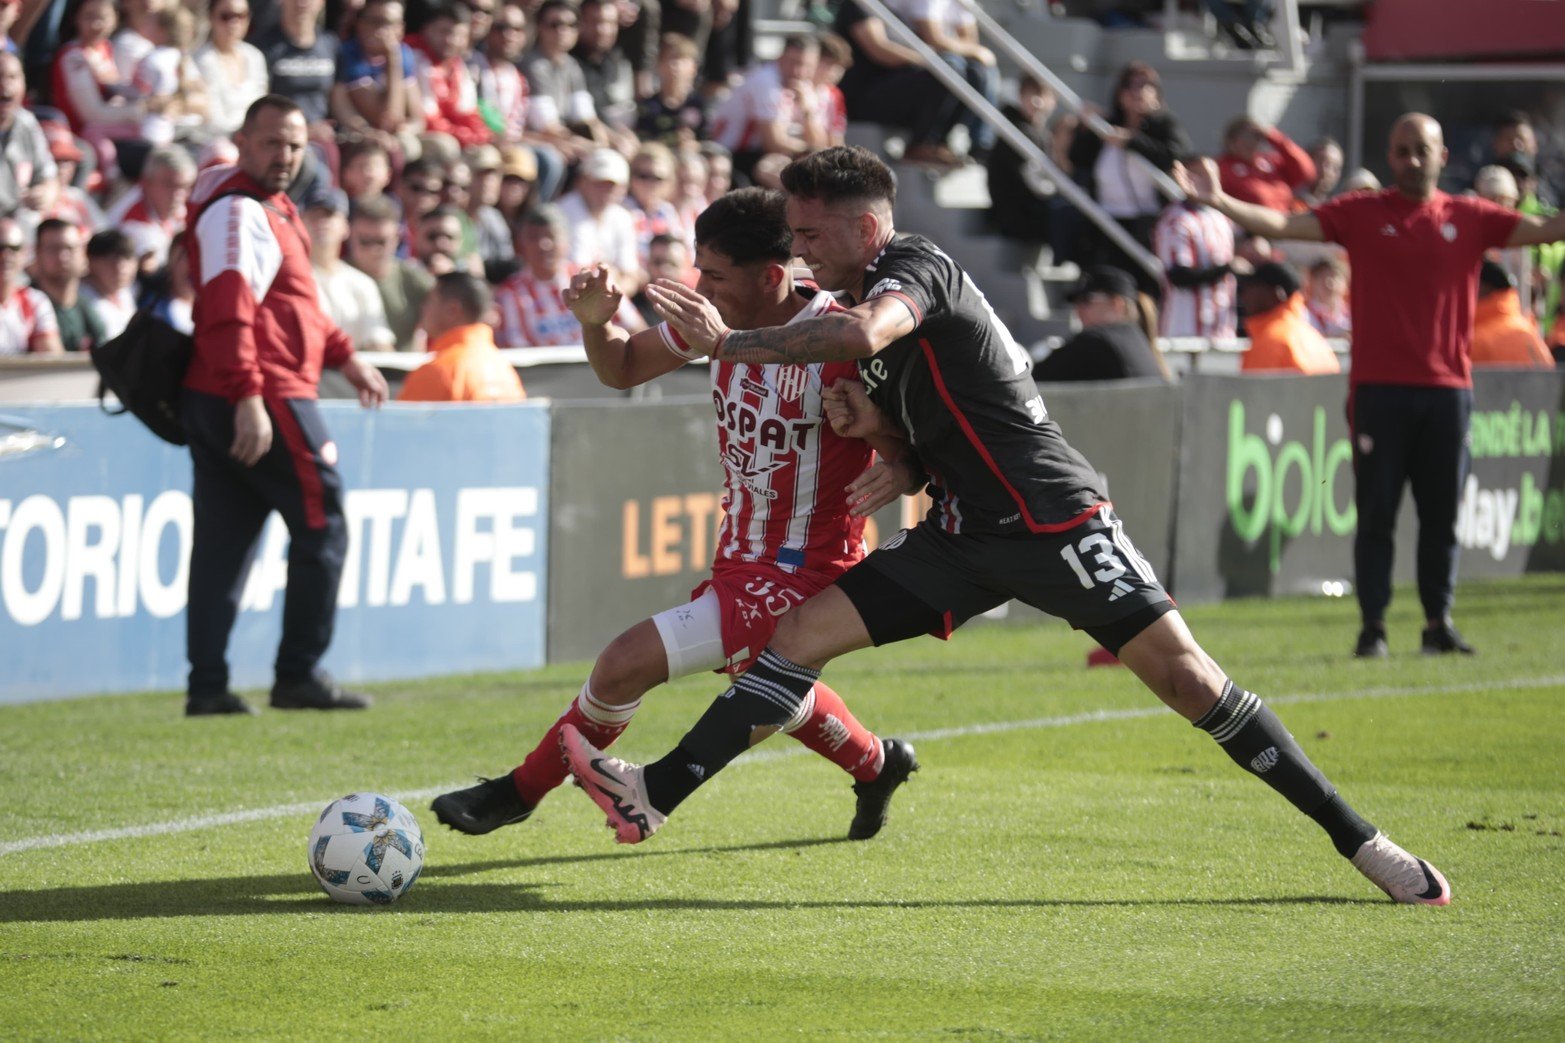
[779,145,895,208]
[694,187,791,265]
[433,271,492,321]
[241,94,304,131]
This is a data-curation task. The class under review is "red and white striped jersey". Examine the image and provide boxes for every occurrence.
[709,63,801,154]
[1154,202,1236,339]
[695,289,871,576]
[0,286,59,355]
[493,263,641,346]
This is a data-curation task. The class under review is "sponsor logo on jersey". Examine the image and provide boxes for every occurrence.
[866,277,902,300]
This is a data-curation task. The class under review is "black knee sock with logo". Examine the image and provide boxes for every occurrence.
[1194,681,1377,858]
[642,648,820,814]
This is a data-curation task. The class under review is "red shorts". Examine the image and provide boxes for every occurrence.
[694,560,844,676]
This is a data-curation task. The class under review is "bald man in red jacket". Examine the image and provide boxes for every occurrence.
[181,95,389,717]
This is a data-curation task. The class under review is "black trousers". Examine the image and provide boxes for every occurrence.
[1349,384,1472,626]
[182,391,348,698]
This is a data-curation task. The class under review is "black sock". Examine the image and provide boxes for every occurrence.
[642,648,820,813]
[1194,681,1377,857]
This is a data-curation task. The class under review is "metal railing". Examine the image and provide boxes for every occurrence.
[846,0,1166,282]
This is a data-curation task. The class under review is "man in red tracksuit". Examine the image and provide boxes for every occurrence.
[181,95,389,717]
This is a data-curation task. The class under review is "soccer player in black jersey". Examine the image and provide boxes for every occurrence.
[562,145,1450,905]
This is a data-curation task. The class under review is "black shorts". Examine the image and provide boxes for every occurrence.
[835,506,1174,655]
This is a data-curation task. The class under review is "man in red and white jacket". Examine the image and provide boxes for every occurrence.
[180,94,389,718]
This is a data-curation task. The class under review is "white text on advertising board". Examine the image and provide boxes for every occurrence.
[0,487,541,626]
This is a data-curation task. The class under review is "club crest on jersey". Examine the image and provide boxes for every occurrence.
[773,365,808,403]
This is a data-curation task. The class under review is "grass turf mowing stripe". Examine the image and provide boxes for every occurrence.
[4,672,1561,858]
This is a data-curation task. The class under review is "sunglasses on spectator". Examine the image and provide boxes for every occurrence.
[0,241,24,252]
[633,170,667,181]
[355,237,392,248]
[541,18,576,28]
[217,9,250,20]
[410,182,444,194]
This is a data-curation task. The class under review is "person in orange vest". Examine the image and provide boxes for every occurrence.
[1471,260,1552,368]
[1238,261,1341,375]
[398,272,527,402]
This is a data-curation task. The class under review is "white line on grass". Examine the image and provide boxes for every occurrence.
[4,673,1561,857]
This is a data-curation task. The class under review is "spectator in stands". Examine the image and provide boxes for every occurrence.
[699,0,747,97]
[674,147,708,230]
[394,155,447,247]
[41,121,105,229]
[1303,255,1349,338]
[473,0,530,144]
[413,203,473,276]
[832,0,962,166]
[1069,61,1189,292]
[658,0,716,78]
[494,202,581,346]
[626,140,685,264]
[1471,260,1551,368]
[522,0,608,163]
[558,146,643,294]
[1492,110,1554,207]
[496,144,539,226]
[813,30,850,150]
[308,188,397,350]
[1033,265,1168,382]
[0,213,61,354]
[1201,0,1276,50]
[573,0,637,149]
[0,52,58,221]
[985,74,1055,245]
[106,145,195,276]
[700,141,733,201]
[134,5,208,146]
[632,229,690,323]
[333,0,426,158]
[410,2,492,148]
[31,218,103,353]
[1472,164,1530,293]
[1339,168,1380,193]
[710,34,827,187]
[465,143,515,273]
[1234,232,1276,270]
[53,0,147,174]
[81,228,138,339]
[614,0,659,101]
[340,138,393,202]
[636,32,707,149]
[195,0,268,138]
[1499,151,1564,333]
[889,0,999,160]
[112,0,161,76]
[255,0,341,129]
[347,195,435,349]
[1237,261,1338,374]
[1218,117,1314,213]
[1153,192,1236,339]
[1295,136,1343,209]
[400,270,527,400]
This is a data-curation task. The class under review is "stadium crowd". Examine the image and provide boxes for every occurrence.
[0,0,1557,376]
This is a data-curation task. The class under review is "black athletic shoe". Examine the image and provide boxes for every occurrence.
[431,776,533,835]
[1353,627,1388,659]
[185,692,259,716]
[848,738,919,841]
[270,673,372,710]
[1421,622,1475,656]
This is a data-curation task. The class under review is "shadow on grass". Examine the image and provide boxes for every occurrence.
[0,834,1377,922]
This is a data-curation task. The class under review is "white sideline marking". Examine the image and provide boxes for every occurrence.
[3,674,1561,857]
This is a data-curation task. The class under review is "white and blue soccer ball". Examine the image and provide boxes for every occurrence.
[307,793,425,906]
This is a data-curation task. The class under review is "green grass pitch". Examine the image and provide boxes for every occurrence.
[2,578,1563,1040]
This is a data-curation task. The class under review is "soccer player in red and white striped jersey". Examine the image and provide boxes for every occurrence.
[432,188,920,840]
[1153,197,1237,339]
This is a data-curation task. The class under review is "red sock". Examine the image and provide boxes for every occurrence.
[785,682,884,781]
[511,684,641,807]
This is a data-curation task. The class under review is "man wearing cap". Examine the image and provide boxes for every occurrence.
[1183,112,1565,658]
[464,143,514,272]
[306,188,396,351]
[1498,150,1564,333]
[558,146,644,296]
[1471,260,1552,368]
[0,52,58,220]
[1033,265,1168,382]
[400,271,526,401]
[1237,261,1339,375]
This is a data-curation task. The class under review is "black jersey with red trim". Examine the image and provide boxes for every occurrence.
[857,233,1104,534]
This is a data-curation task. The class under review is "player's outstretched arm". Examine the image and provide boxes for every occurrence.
[567,265,689,389]
[647,279,916,365]
[1177,158,1325,242]
[1508,209,1565,248]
